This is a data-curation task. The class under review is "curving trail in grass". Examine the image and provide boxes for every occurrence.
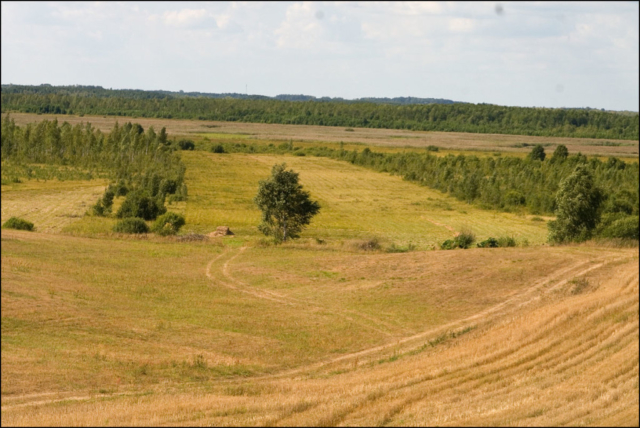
[423,217,459,237]
[206,247,398,336]
[3,249,636,426]
[206,246,629,380]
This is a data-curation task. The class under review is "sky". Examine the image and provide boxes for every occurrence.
[1,1,638,111]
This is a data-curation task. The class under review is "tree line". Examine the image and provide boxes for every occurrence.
[1,114,188,215]
[2,89,637,140]
[1,84,458,105]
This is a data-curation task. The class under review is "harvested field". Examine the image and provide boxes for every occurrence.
[1,228,637,426]
[4,112,638,159]
[1,180,107,233]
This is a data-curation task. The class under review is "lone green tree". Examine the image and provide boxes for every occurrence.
[550,144,569,163]
[527,144,546,161]
[548,165,603,243]
[254,163,320,242]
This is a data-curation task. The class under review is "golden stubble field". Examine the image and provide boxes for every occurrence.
[4,112,639,159]
[1,150,638,426]
[1,180,107,233]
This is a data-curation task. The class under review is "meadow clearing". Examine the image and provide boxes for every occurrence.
[1,127,638,426]
[4,112,639,160]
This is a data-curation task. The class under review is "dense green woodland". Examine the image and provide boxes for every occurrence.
[1,115,187,205]
[1,84,457,105]
[1,86,637,139]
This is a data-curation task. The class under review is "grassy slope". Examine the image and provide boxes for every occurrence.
[1,150,638,426]
[2,229,637,426]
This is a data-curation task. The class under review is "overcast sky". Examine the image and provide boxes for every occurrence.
[2,1,638,111]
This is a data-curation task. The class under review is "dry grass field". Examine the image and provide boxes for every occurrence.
[1,179,107,233]
[1,145,638,425]
[1,230,637,426]
[4,112,639,159]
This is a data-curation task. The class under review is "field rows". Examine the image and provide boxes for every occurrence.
[2,234,636,426]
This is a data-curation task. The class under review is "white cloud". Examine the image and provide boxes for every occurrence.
[274,2,323,49]
[1,1,638,110]
[449,18,475,33]
[162,8,217,29]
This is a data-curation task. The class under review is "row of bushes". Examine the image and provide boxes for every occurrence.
[209,140,638,217]
[440,231,521,250]
[1,213,185,236]
[113,212,186,235]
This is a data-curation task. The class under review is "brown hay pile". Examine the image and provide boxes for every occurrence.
[208,226,235,238]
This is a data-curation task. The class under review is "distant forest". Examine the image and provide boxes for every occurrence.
[1,85,638,139]
[1,84,457,105]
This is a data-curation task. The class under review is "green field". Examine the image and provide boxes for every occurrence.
[180,152,549,247]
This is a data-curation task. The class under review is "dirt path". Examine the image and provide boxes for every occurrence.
[423,217,460,236]
[4,249,632,410]
[207,247,398,335]
[205,247,629,381]
[247,256,619,380]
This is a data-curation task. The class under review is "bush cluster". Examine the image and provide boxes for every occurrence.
[476,236,517,248]
[2,216,35,231]
[441,230,475,250]
[152,212,186,236]
[597,215,639,239]
[177,139,195,150]
[113,217,149,234]
[116,190,166,221]
[355,238,380,251]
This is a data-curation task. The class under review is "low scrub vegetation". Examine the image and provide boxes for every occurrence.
[441,230,475,250]
[597,214,639,239]
[112,217,149,234]
[152,212,186,236]
[116,190,167,221]
[386,242,417,253]
[354,238,381,251]
[177,139,195,150]
[476,237,499,248]
[211,144,226,153]
[2,216,34,231]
